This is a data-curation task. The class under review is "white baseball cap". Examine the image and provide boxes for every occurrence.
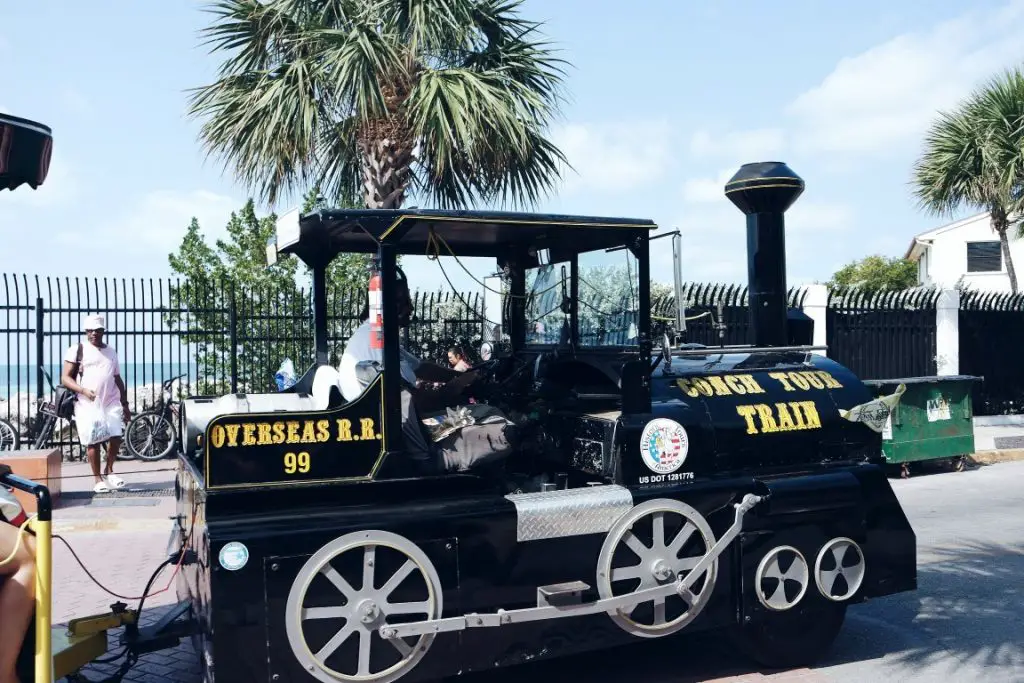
[83,314,105,331]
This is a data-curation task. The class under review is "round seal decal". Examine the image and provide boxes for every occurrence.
[640,418,689,474]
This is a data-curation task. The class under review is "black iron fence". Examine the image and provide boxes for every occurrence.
[959,290,1024,416]
[0,275,482,459]
[825,287,939,380]
[5,274,1024,459]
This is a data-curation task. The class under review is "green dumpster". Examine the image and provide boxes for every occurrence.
[862,375,982,475]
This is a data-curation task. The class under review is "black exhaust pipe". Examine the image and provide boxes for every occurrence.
[724,161,804,347]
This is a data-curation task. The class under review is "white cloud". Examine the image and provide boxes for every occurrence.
[688,128,786,163]
[680,169,736,204]
[551,121,675,194]
[786,0,1024,155]
[54,189,239,265]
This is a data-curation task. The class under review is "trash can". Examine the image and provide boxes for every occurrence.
[862,375,982,476]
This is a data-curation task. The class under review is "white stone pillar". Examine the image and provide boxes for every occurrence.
[801,284,829,355]
[935,289,960,376]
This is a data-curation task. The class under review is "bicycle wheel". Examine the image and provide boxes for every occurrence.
[0,418,20,451]
[125,411,176,461]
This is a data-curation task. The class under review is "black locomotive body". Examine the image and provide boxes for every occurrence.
[170,162,917,683]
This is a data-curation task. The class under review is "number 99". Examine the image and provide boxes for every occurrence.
[284,451,310,474]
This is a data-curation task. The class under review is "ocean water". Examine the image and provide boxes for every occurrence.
[1,362,196,399]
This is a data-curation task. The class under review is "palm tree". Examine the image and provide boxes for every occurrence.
[912,67,1024,294]
[187,0,570,211]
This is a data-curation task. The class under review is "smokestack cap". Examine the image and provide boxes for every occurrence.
[724,161,804,215]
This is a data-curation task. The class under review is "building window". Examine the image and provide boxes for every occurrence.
[966,241,1002,272]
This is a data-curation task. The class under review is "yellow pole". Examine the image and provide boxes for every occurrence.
[30,517,52,683]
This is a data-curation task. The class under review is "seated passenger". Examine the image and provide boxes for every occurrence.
[447,346,472,372]
[0,464,35,683]
[338,272,479,413]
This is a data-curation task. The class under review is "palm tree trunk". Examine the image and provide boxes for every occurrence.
[992,211,1019,293]
[358,136,414,210]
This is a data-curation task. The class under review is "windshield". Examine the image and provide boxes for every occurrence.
[578,247,640,347]
[524,262,569,344]
[521,247,641,347]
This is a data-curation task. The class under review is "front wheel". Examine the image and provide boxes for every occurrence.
[125,411,176,461]
[0,418,20,451]
[728,601,847,670]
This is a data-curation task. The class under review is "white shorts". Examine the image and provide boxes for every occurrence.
[76,402,125,446]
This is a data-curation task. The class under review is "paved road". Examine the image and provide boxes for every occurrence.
[65,460,1024,682]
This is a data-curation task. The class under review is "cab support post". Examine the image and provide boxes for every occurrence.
[311,261,329,365]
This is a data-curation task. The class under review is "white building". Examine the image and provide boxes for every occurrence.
[905,211,1024,292]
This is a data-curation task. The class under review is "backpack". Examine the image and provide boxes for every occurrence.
[53,343,83,420]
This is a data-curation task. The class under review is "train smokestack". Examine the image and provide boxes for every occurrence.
[724,161,804,347]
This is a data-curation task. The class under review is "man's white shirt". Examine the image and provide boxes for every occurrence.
[338,320,422,401]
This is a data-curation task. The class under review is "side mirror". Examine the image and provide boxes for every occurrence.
[479,342,493,361]
[662,331,672,371]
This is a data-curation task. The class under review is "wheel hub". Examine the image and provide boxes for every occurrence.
[358,598,381,624]
[650,559,673,582]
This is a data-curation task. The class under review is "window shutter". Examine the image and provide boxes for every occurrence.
[966,241,1002,272]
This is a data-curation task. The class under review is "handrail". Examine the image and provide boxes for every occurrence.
[0,470,52,683]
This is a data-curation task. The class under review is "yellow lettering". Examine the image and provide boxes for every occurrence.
[272,422,286,444]
[797,401,821,429]
[736,405,759,434]
[337,419,353,441]
[283,451,311,475]
[692,378,714,397]
[257,423,272,445]
[787,372,810,391]
[706,376,733,396]
[790,401,807,429]
[737,374,765,394]
[676,378,699,398]
[802,372,824,389]
[301,420,317,443]
[775,402,796,430]
[242,423,257,446]
[360,418,376,441]
[724,375,748,394]
[286,421,301,444]
[769,372,795,392]
[316,420,331,443]
[210,425,225,449]
[225,424,241,447]
[755,404,779,433]
[819,371,843,389]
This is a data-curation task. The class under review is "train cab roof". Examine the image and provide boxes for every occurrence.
[273,208,657,266]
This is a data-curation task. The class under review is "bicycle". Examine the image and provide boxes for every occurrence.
[123,374,184,461]
[0,367,91,459]
[0,415,19,450]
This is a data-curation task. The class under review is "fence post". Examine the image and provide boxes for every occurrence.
[935,289,959,376]
[35,296,44,402]
[801,284,828,355]
[229,285,238,393]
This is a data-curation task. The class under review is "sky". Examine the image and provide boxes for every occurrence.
[3,0,1024,293]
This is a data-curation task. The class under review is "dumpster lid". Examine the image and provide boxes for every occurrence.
[862,375,982,386]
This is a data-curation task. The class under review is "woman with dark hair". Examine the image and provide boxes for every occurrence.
[0,465,35,683]
[447,347,471,372]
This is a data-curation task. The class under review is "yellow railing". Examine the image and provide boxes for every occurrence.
[1,471,52,683]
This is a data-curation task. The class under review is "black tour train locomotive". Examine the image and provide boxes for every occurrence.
[169,161,917,683]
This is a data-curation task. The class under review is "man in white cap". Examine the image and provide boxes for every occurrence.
[60,314,132,493]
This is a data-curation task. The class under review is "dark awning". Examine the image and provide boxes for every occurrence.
[276,208,656,265]
[0,113,53,191]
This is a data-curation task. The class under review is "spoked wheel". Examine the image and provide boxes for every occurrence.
[0,418,20,451]
[125,411,176,461]
[285,530,443,683]
[596,498,718,638]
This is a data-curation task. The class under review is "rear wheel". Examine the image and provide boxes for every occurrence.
[0,417,20,451]
[729,601,847,669]
[125,411,176,461]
